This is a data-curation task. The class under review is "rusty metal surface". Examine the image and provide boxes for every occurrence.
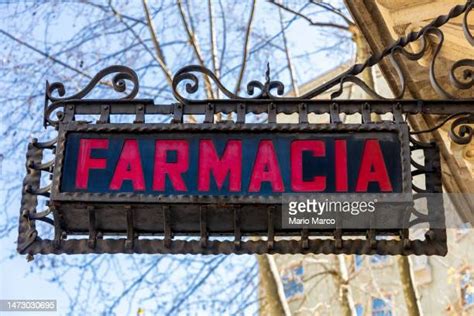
[18,98,448,256]
[18,2,474,256]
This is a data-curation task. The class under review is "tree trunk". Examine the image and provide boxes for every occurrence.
[398,256,422,316]
[257,255,290,316]
[337,256,356,316]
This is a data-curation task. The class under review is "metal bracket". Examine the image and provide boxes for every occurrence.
[125,206,135,250]
[63,104,75,123]
[87,206,97,249]
[236,103,246,123]
[267,206,275,250]
[299,103,308,124]
[200,206,208,248]
[204,103,214,123]
[134,104,145,124]
[172,103,183,123]
[301,229,309,249]
[400,229,410,249]
[233,207,241,249]
[334,228,342,249]
[393,102,404,123]
[97,104,110,124]
[362,102,371,124]
[268,103,276,123]
[330,102,341,124]
[367,229,376,249]
[17,227,38,254]
[163,206,172,248]
[52,206,63,249]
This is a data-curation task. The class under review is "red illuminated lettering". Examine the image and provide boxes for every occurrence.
[198,140,242,192]
[110,139,145,191]
[153,140,189,191]
[291,140,326,192]
[335,139,348,192]
[356,139,393,192]
[249,140,284,192]
[75,138,108,189]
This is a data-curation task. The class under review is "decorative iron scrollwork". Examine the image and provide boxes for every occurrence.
[450,59,473,91]
[409,113,473,145]
[44,65,139,128]
[334,1,473,100]
[172,63,285,104]
[449,113,474,144]
[46,65,139,101]
[171,1,472,103]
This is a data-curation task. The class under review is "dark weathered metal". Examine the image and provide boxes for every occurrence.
[171,1,472,103]
[449,113,474,144]
[18,138,445,255]
[44,65,139,128]
[19,96,450,256]
[19,1,474,257]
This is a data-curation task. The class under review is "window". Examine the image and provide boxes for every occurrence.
[354,255,364,272]
[371,296,393,316]
[355,303,364,316]
[370,255,390,266]
[281,263,304,300]
[460,269,474,309]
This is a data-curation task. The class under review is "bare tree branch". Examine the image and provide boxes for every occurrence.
[166,256,227,315]
[208,0,220,97]
[142,0,174,86]
[85,1,147,26]
[213,0,226,122]
[309,0,354,25]
[268,0,350,31]
[217,0,228,75]
[0,29,91,79]
[176,0,215,99]
[234,0,257,94]
[278,7,299,96]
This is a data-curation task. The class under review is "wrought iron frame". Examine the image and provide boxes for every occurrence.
[18,1,473,257]
[18,126,446,256]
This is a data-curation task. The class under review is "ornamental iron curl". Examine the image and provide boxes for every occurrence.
[172,63,284,103]
[44,65,139,127]
[449,113,474,144]
[45,65,139,102]
[409,111,473,145]
[171,1,473,103]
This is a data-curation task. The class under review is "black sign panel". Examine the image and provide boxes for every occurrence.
[52,123,411,204]
[61,132,403,195]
